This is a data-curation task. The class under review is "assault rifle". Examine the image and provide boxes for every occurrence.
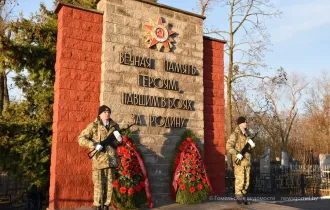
[234,130,259,166]
[88,123,135,159]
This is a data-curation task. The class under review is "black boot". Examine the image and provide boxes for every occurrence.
[243,195,248,205]
[103,205,109,210]
[243,194,251,205]
[94,206,102,210]
[236,196,243,204]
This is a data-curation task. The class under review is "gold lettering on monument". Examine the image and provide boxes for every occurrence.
[131,114,186,128]
[120,52,152,69]
[139,74,179,91]
[118,51,201,127]
[148,115,186,128]
[122,93,194,111]
[164,60,197,76]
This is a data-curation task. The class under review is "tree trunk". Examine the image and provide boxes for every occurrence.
[3,71,9,108]
[0,71,4,114]
[226,2,235,170]
[226,59,233,169]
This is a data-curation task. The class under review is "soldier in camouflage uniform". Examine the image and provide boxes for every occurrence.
[78,105,121,210]
[226,116,255,205]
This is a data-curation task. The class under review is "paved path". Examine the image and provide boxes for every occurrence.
[141,201,303,210]
[139,199,330,210]
[2,199,330,210]
[73,199,330,210]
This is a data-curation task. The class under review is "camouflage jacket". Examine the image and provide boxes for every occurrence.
[226,127,252,167]
[78,118,119,170]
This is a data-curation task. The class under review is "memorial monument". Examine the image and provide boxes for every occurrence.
[49,0,225,208]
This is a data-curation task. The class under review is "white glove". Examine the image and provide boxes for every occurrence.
[236,153,243,160]
[248,139,255,148]
[114,130,122,142]
[95,144,103,151]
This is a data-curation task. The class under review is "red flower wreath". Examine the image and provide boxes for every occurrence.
[171,134,212,204]
[111,135,153,209]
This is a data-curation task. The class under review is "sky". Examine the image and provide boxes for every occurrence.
[12,0,330,80]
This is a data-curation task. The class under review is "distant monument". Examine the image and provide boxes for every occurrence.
[260,147,271,175]
[319,154,330,170]
[281,149,289,168]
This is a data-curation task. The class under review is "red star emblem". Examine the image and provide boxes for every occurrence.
[144,17,176,52]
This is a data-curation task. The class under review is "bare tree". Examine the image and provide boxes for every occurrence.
[197,0,281,136]
[303,72,330,154]
[249,73,308,155]
[198,0,212,16]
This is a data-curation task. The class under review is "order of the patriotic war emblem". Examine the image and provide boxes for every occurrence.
[144,17,176,52]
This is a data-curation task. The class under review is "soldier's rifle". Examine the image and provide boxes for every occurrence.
[88,123,135,159]
[234,130,259,166]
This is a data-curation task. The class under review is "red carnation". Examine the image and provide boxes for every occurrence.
[192,160,197,165]
[190,176,196,181]
[176,178,182,184]
[121,158,127,166]
[198,184,203,190]
[186,168,191,173]
[180,146,184,151]
[192,170,196,175]
[202,179,207,184]
[179,184,186,190]
[122,171,131,177]
[128,187,135,195]
[113,180,119,188]
[122,136,128,143]
[117,147,123,156]
[120,186,126,194]
[175,158,180,165]
[186,137,192,142]
[139,181,145,188]
[189,187,195,193]
[197,174,202,179]
[135,185,142,192]
[134,167,141,175]
[124,152,131,159]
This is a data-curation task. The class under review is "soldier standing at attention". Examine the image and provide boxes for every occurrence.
[226,116,255,205]
[78,105,121,210]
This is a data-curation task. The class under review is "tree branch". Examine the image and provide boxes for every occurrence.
[233,0,253,34]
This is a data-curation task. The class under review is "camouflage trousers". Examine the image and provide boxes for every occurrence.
[234,165,250,197]
[92,168,114,207]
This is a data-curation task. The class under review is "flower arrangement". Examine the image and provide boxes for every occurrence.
[171,130,212,204]
[111,131,153,210]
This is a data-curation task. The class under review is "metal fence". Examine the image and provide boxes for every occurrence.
[226,164,330,196]
[0,172,29,204]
